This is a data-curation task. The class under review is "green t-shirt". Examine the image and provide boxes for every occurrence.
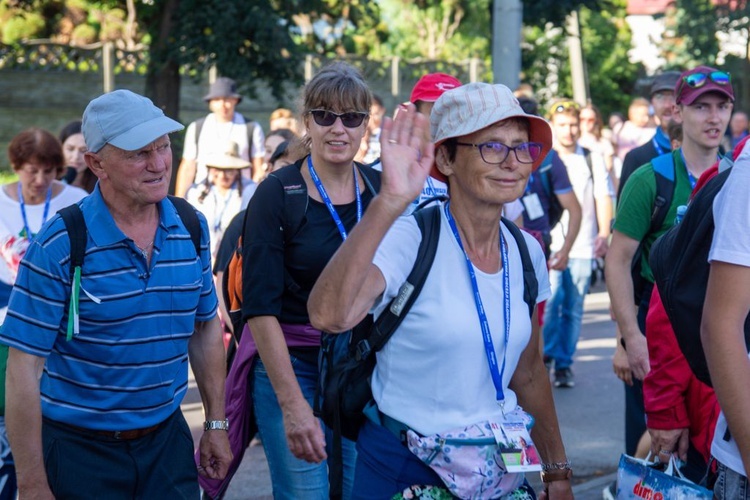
[613,149,694,282]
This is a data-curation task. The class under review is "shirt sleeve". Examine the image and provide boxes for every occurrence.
[550,154,574,195]
[709,144,750,267]
[195,211,219,321]
[241,176,287,321]
[612,165,656,241]
[591,151,612,199]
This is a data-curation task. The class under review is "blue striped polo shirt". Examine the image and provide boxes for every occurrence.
[0,187,218,430]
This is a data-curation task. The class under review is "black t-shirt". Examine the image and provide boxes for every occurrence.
[241,160,376,325]
[213,209,245,275]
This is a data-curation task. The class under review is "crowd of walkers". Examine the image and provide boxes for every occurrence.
[0,58,748,500]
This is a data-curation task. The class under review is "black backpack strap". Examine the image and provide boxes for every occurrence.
[58,204,87,279]
[501,218,538,318]
[356,204,442,360]
[356,162,381,197]
[168,195,201,256]
[267,162,309,244]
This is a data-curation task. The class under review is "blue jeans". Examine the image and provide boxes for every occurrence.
[253,354,356,500]
[714,461,750,499]
[543,258,592,369]
[0,417,15,500]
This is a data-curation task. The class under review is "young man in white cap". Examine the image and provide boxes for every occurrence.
[1,90,232,498]
[175,77,265,196]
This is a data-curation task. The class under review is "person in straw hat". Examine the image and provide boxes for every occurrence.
[186,140,257,264]
[309,82,573,499]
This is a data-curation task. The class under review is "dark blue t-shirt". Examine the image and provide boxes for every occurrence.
[522,151,574,233]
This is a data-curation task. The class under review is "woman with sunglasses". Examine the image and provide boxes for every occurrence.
[310,83,572,499]
[239,61,377,499]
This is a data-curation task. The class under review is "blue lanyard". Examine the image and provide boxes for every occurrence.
[444,202,511,406]
[678,150,700,190]
[425,177,437,197]
[525,173,534,195]
[18,183,52,239]
[652,128,671,156]
[211,184,236,233]
[307,156,362,241]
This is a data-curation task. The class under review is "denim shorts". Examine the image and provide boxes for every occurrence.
[714,460,750,499]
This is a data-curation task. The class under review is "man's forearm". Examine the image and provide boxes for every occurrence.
[189,317,227,421]
[605,253,640,341]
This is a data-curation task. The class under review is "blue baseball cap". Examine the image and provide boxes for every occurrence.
[82,90,184,153]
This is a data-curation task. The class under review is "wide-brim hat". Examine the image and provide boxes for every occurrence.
[203,77,243,103]
[200,141,251,169]
[82,90,183,153]
[429,82,553,183]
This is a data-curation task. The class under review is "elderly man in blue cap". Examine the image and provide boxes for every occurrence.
[1,90,232,498]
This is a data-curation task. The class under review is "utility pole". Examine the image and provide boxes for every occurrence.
[567,9,589,105]
[492,0,522,90]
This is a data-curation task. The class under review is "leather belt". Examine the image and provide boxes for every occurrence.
[45,418,163,441]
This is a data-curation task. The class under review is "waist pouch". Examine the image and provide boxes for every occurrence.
[405,410,533,499]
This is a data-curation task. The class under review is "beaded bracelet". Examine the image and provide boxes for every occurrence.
[542,460,572,472]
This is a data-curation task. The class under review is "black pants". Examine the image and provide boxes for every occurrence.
[42,410,199,499]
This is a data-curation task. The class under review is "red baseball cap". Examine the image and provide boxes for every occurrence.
[410,73,462,104]
[675,65,734,105]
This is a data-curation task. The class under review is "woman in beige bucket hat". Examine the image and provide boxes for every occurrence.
[185,140,257,264]
[310,83,573,499]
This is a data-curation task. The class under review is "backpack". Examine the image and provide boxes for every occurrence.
[222,162,381,343]
[628,152,676,305]
[316,205,540,498]
[649,158,746,388]
[540,148,593,230]
[58,196,202,337]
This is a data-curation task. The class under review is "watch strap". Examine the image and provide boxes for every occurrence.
[204,419,229,431]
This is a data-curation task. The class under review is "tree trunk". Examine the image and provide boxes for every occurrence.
[144,0,182,193]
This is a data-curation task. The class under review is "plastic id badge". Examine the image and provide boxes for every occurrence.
[522,193,544,221]
[490,420,543,473]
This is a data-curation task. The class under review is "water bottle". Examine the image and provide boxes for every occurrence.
[674,205,687,225]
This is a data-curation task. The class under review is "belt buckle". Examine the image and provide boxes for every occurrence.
[113,430,122,440]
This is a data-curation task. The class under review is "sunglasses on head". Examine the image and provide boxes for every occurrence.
[676,71,732,99]
[551,101,580,115]
[308,109,368,128]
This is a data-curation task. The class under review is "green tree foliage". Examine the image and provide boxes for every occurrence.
[660,0,720,68]
[522,0,611,27]
[521,0,643,119]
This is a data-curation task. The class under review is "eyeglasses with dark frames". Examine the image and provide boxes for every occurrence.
[308,109,369,128]
[455,141,543,165]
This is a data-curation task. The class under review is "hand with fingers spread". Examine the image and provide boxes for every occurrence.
[379,103,435,209]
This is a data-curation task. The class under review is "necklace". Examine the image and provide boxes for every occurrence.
[135,240,153,259]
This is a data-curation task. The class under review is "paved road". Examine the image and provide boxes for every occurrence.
[182,283,623,500]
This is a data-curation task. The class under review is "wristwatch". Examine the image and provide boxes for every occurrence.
[204,419,230,431]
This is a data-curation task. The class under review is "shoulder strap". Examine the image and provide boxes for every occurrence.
[356,163,381,196]
[649,152,676,234]
[241,116,259,151]
[194,117,206,151]
[501,218,538,318]
[539,150,556,198]
[582,147,594,176]
[267,163,309,244]
[168,195,201,256]
[58,204,87,278]
[356,204,442,360]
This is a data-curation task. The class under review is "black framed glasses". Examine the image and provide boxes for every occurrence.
[308,109,368,128]
[455,141,543,165]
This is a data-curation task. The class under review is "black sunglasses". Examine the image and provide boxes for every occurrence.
[308,109,368,128]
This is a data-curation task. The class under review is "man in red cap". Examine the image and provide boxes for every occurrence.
[606,65,733,480]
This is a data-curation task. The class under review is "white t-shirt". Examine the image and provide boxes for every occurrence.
[185,181,256,264]
[708,141,750,475]
[0,182,88,288]
[181,113,265,184]
[550,145,611,260]
[371,203,551,435]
